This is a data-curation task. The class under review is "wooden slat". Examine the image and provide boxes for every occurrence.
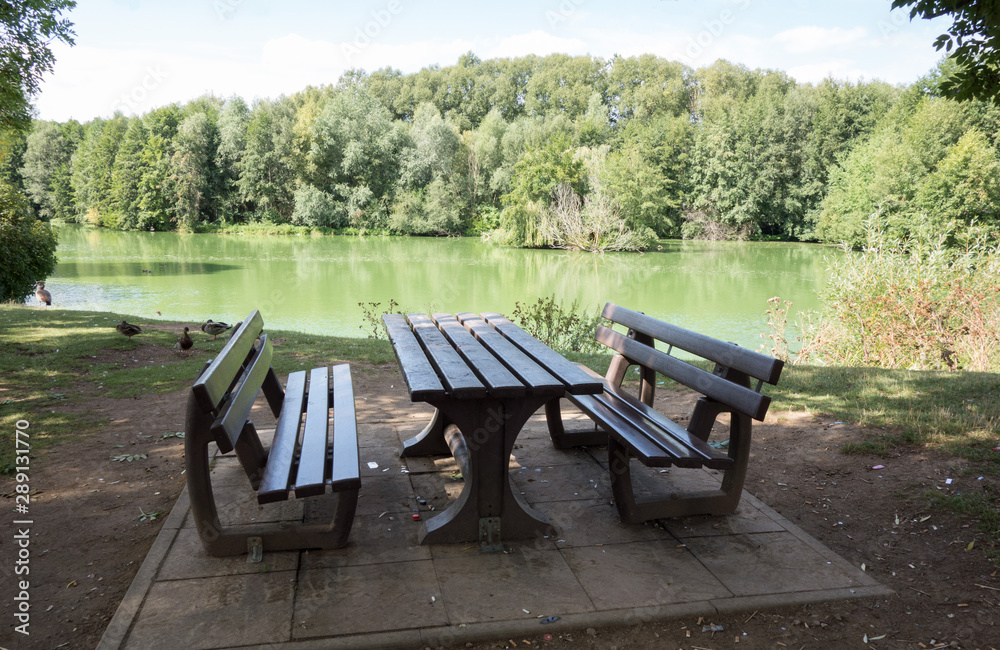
[192,310,264,412]
[407,314,487,398]
[457,313,564,396]
[293,366,329,498]
[433,314,526,398]
[330,364,361,491]
[599,384,733,469]
[257,370,306,504]
[481,313,602,395]
[573,363,732,468]
[597,326,771,421]
[383,314,445,401]
[209,334,273,452]
[602,303,784,384]
[566,392,676,467]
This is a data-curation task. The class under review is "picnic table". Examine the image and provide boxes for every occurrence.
[383,312,602,550]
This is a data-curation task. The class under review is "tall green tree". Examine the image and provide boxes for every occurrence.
[20,120,75,219]
[107,117,147,228]
[70,115,127,222]
[171,111,215,229]
[602,113,693,237]
[689,69,812,238]
[0,0,76,131]
[817,97,972,246]
[301,83,406,229]
[238,98,296,222]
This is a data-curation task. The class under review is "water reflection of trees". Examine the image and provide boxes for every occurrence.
[52,225,838,342]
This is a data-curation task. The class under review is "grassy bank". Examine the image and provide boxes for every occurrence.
[2,304,997,554]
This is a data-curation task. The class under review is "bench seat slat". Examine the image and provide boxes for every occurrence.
[600,386,733,469]
[603,303,783,384]
[293,366,329,498]
[566,392,680,467]
[597,326,772,421]
[433,314,526,398]
[573,365,732,469]
[408,314,487,398]
[209,334,273,453]
[383,314,446,401]
[258,370,306,504]
[481,313,602,395]
[330,364,361,491]
[457,313,565,396]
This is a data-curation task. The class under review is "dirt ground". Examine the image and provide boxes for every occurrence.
[1,330,998,650]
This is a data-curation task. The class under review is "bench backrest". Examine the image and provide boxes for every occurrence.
[598,303,783,421]
[191,310,283,454]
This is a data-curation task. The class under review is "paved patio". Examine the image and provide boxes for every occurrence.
[97,388,889,650]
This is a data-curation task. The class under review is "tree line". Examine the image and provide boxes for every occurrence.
[4,53,1000,250]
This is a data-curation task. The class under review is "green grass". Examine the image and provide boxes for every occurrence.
[772,365,1000,467]
[0,305,394,473]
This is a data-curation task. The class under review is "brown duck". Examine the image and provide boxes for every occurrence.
[34,282,52,307]
[200,319,232,340]
[175,327,194,356]
[116,320,142,340]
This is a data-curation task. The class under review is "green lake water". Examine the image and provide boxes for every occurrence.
[46,225,839,350]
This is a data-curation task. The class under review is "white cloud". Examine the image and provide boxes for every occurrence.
[483,30,590,59]
[772,26,868,54]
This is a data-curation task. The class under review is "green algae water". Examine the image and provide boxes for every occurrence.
[47,225,838,350]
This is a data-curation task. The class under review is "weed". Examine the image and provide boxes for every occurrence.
[358,299,401,339]
[510,295,603,354]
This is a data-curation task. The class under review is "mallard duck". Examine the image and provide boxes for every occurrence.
[34,282,51,307]
[175,327,194,356]
[116,320,142,340]
[200,319,232,340]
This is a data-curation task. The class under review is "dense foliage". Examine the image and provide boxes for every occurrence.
[0,0,76,131]
[893,0,1000,103]
[798,222,1000,372]
[5,53,1000,250]
[0,178,57,302]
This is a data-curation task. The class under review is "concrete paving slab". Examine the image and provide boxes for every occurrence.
[562,540,734,608]
[122,571,297,650]
[293,560,448,638]
[99,407,891,650]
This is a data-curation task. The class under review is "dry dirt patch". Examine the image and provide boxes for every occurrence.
[1,364,998,649]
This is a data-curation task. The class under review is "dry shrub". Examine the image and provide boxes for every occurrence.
[539,181,655,252]
[797,221,1000,371]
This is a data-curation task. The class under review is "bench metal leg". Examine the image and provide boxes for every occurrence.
[544,397,608,449]
[185,393,359,558]
[608,411,753,523]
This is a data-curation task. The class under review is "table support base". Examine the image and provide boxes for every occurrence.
[408,398,556,547]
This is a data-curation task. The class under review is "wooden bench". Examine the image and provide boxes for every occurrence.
[545,303,783,523]
[184,310,360,559]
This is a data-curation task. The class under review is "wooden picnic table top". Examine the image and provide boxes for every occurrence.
[383,312,603,402]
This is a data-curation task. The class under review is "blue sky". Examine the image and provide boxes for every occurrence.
[35,0,954,122]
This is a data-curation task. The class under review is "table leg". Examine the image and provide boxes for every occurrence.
[399,407,452,457]
[418,397,555,548]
